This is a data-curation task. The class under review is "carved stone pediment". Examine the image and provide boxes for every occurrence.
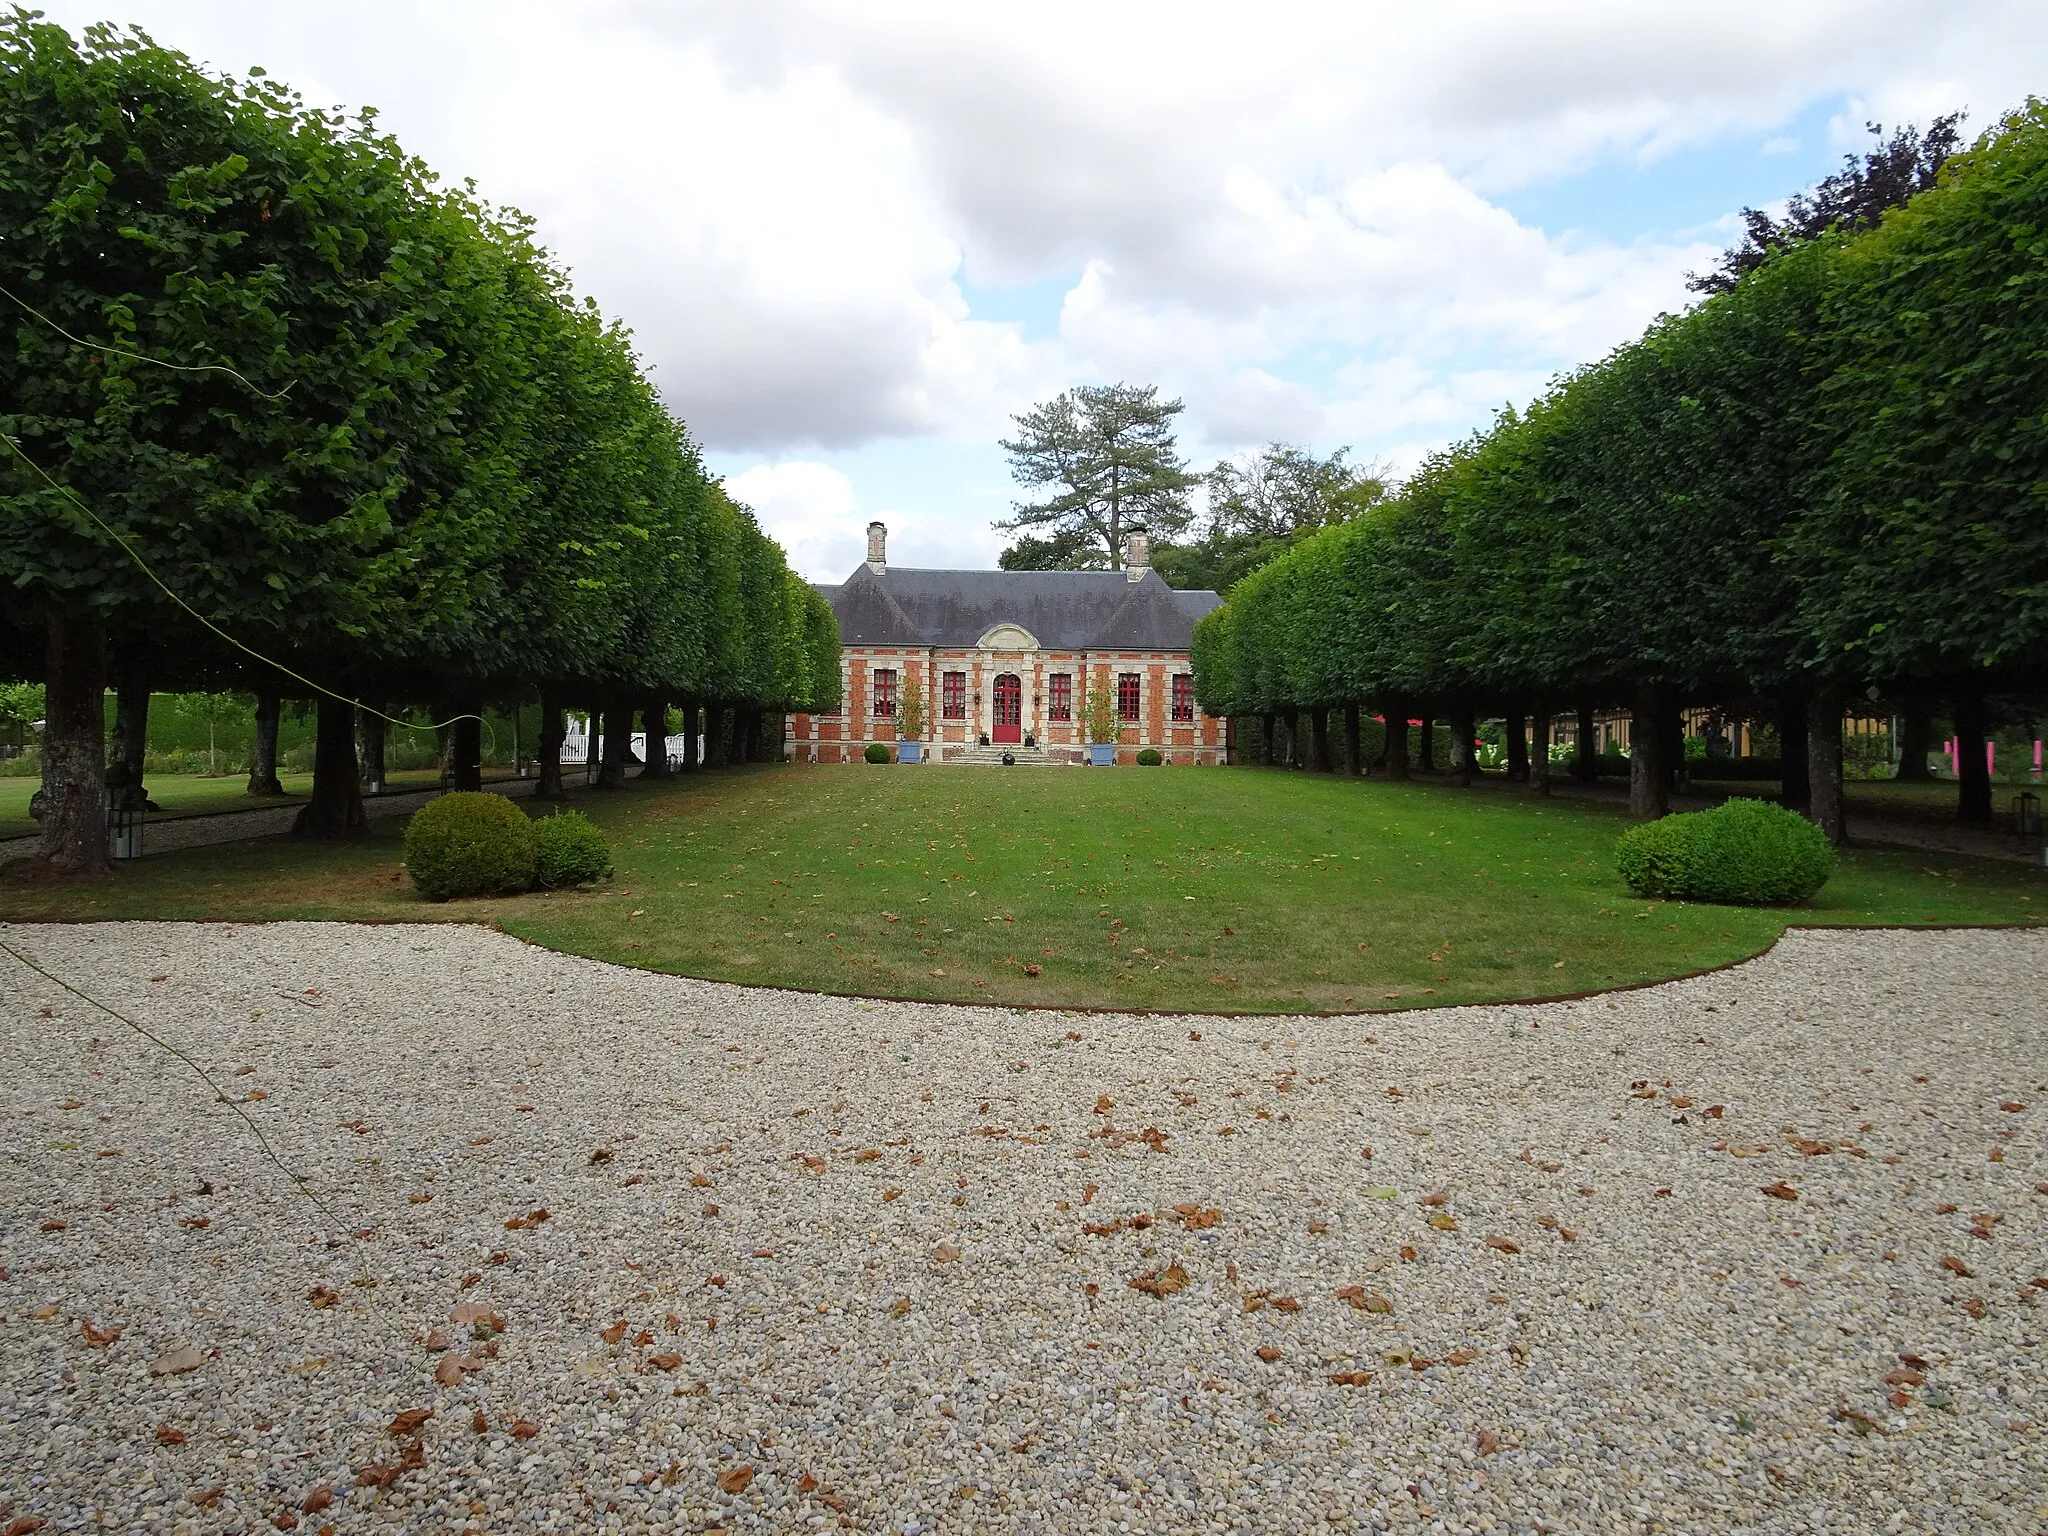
[977,622,1039,652]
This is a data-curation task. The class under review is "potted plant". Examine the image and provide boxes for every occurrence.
[1084,684,1119,767]
[896,672,927,764]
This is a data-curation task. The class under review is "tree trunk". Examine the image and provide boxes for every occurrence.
[1344,702,1363,777]
[247,691,285,796]
[639,697,671,779]
[449,708,483,793]
[1503,710,1527,783]
[105,677,151,809]
[1310,708,1332,773]
[358,708,387,794]
[538,688,567,799]
[1669,708,1690,795]
[1574,699,1598,783]
[1806,682,1846,845]
[1449,704,1477,787]
[1260,713,1275,767]
[584,702,604,784]
[1893,705,1934,782]
[678,701,700,773]
[596,699,629,788]
[1417,717,1436,773]
[704,705,729,769]
[37,608,112,875]
[1381,704,1410,780]
[1954,683,1992,825]
[1530,706,1551,793]
[1778,690,1810,812]
[292,696,366,840]
[1628,681,1670,820]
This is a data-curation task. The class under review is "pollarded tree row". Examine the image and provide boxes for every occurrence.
[1193,104,2048,838]
[0,18,839,872]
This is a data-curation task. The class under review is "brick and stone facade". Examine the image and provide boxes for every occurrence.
[789,524,1226,766]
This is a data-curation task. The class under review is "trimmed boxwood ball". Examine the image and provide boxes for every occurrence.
[864,742,892,764]
[532,809,613,889]
[1135,748,1163,766]
[1616,797,1835,905]
[404,792,538,901]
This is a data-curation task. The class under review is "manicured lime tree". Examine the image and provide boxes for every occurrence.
[0,17,840,870]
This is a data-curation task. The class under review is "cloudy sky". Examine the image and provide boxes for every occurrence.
[42,2,2046,576]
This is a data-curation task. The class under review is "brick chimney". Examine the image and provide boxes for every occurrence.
[865,520,887,574]
[1124,524,1150,582]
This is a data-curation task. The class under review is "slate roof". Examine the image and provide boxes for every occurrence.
[815,565,1221,651]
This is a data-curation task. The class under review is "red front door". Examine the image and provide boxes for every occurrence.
[993,673,1022,743]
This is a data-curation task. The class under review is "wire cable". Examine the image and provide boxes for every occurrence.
[2,429,477,733]
[0,280,295,401]
[0,935,408,1346]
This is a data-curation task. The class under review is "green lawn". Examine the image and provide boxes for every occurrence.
[3,764,2041,1013]
[0,768,460,840]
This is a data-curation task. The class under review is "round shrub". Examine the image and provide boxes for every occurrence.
[864,742,892,764]
[1616,797,1835,905]
[532,809,613,889]
[1135,747,1163,766]
[404,792,537,901]
[1613,814,1694,898]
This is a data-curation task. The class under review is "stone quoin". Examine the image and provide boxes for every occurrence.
[789,523,1226,765]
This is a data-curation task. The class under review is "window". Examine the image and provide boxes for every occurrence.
[942,670,966,719]
[1048,672,1072,721]
[871,667,897,718]
[1171,673,1193,722]
[1117,672,1141,722]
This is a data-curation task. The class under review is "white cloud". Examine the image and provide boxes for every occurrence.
[39,0,2048,556]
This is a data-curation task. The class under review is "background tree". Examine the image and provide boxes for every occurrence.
[1157,443,1389,593]
[996,383,1196,567]
[1689,114,1964,294]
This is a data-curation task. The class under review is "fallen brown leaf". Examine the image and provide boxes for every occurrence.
[1477,1427,1501,1454]
[1485,1237,1521,1255]
[1940,1255,1975,1278]
[1128,1262,1190,1298]
[1254,1344,1283,1362]
[717,1464,755,1494]
[154,1424,187,1446]
[1759,1181,1799,1201]
[1328,1370,1373,1386]
[388,1408,433,1436]
[511,1419,541,1439]
[301,1486,334,1515]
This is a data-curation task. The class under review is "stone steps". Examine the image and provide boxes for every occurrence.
[941,743,1060,766]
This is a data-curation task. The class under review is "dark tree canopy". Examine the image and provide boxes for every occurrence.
[1688,114,1966,294]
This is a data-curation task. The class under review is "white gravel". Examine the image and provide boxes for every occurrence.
[1,921,2044,1535]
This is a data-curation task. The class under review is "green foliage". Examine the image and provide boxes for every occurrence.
[403,792,537,901]
[1135,747,1163,766]
[1083,685,1120,745]
[997,384,1198,565]
[531,808,611,888]
[864,741,892,764]
[1191,106,2045,759]
[1616,798,1836,905]
[0,15,841,786]
[897,670,928,741]
[0,682,43,729]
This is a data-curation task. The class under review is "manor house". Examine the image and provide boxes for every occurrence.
[789,523,1226,765]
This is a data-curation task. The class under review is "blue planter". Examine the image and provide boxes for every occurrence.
[1089,742,1115,767]
[897,741,923,764]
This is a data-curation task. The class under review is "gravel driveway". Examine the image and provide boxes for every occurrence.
[1,922,2043,1534]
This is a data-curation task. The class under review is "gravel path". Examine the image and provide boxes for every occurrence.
[1,922,2043,1535]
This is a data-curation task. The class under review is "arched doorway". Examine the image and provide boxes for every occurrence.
[992,673,1022,744]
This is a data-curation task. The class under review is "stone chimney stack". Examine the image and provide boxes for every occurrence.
[1124,524,1150,582]
[865,520,887,574]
